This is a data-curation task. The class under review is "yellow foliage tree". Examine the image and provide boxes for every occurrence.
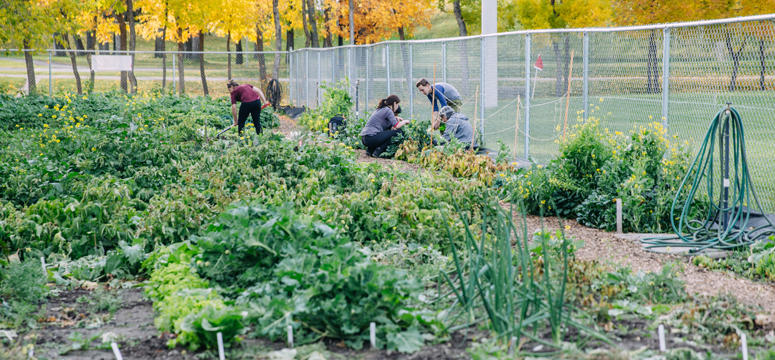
[324,0,433,44]
[0,0,58,94]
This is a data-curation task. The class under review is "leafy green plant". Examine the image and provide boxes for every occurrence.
[298,81,352,132]
[0,258,48,328]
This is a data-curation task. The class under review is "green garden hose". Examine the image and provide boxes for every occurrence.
[641,106,775,253]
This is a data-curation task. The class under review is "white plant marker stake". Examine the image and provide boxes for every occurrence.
[369,322,376,348]
[27,347,33,359]
[508,336,517,355]
[741,332,748,360]
[217,332,225,360]
[40,256,46,274]
[658,324,666,352]
[287,325,294,348]
[616,198,623,234]
[111,342,123,360]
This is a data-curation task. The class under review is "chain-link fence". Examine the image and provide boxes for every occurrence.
[289,14,775,211]
[0,49,289,99]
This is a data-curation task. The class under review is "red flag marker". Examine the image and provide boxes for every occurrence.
[534,54,544,71]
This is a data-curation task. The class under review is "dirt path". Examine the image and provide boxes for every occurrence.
[277,114,775,317]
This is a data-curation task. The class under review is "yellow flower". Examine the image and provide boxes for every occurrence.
[564,225,571,230]
[91,147,96,151]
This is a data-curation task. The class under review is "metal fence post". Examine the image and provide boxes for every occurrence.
[365,47,370,112]
[348,46,353,97]
[386,45,391,95]
[318,51,322,106]
[442,42,447,83]
[479,38,485,141]
[172,53,176,93]
[524,34,531,159]
[305,50,310,107]
[662,27,671,129]
[289,52,294,105]
[409,43,414,119]
[48,50,52,97]
[583,32,589,122]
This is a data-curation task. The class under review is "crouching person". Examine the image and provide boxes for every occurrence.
[437,106,474,149]
[360,95,409,157]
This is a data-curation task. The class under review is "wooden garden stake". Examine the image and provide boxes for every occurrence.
[658,324,666,352]
[111,342,123,360]
[514,95,521,159]
[370,322,377,348]
[616,198,623,234]
[217,332,225,360]
[562,49,575,141]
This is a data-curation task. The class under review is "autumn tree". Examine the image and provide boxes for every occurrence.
[0,0,57,94]
[325,0,433,44]
[516,0,612,96]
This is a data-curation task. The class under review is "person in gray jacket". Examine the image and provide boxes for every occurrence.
[360,95,409,157]
[437,106,474,148]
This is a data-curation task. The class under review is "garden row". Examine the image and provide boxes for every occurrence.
[0,89,773,358]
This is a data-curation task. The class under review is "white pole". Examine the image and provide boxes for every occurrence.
[369,322,376,348]
[741,332,748,360]
[111,342,123,360]
[658,324,666,352]
[217,332,225,360]
[40,256,46,274]
[287,325,294,347]
[616,198,623,234]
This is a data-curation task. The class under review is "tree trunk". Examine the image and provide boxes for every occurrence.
[199,31,208,96]
[307,0,319,47]
[286,29,294,52]
[154,35,164,58]
[161,25,167,89]
[118,11,128,92]
[646,30,655,94]
[760,38,766,91]
[161,0,168,89]
[256,27,267,82]
[65,34,83,94]
[323,6,333,47]
[725,32,746,92]
[127,0,138,94]
[453,0,467,36]
[53,34,67,56]
[273,0,282,79]
[227,32,232,80]
[86,30,95,92]
[302,0,311,48]
[23,40,36,94]
[236,40,243,65]
[74,35,85,55]
[86,31,96,51]
[177,29,185,95]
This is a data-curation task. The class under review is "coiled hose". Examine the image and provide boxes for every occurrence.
[641,106,775,253]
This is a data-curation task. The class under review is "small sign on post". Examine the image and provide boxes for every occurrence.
[91,55,133,72]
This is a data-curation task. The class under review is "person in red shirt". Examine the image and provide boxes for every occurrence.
[227,80,268,135]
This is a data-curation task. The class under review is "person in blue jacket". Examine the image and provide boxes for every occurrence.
[416,78,463,128]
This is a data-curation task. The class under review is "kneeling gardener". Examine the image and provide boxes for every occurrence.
[437,106,474,148]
